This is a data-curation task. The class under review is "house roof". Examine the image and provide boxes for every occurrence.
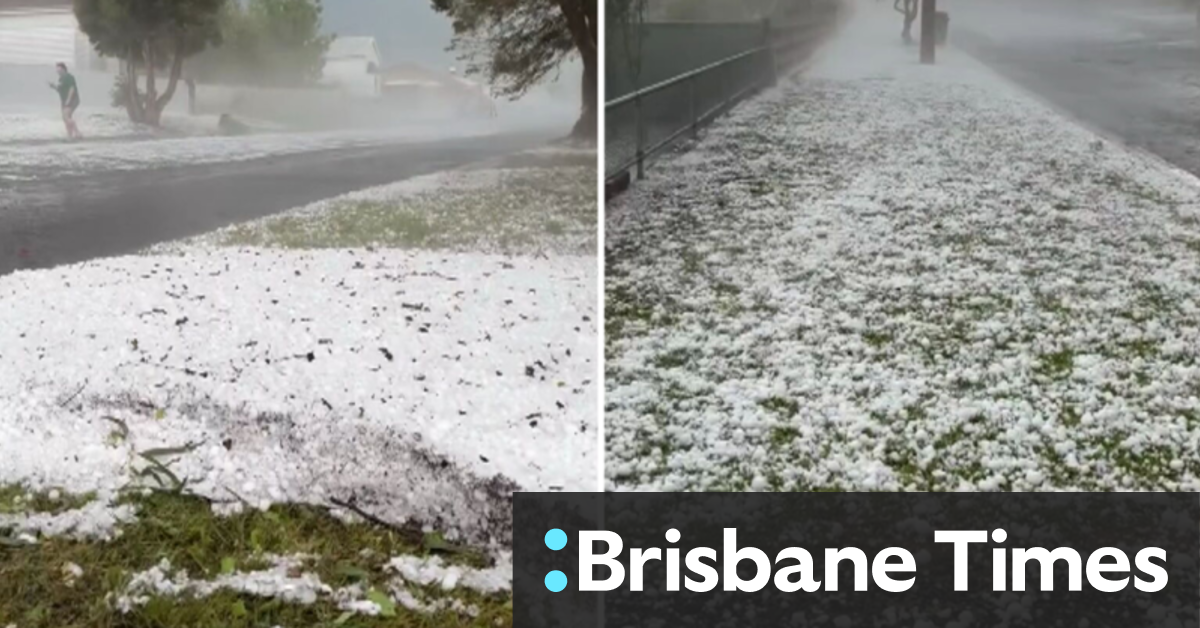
[324,36,379,61]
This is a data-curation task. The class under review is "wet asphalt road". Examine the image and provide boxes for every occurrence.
[0,129,555,276]
[950,0,1200,174]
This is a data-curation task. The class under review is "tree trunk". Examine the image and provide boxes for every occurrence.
[156,39,187,114]
[186,78,197,116]
[124,56,145,124]
[123,60,135,121]
[556,0,598,143]
[572,52,597,141]
[143,41,162,126]
[919,0,936,63]
[138,39,186,127]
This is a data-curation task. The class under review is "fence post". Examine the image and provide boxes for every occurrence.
[920,0,936,64]
[763,18,778,88]
[689,75,698,139]
[719,62,728,113]
[635,92,646,180]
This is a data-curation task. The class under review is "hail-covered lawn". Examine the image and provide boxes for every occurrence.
[0,116,499,183]
[0,110,222,144]
[168,160,596,257]
[1,489,513,626]
[0,149,596,625]
[605,9,1200,492]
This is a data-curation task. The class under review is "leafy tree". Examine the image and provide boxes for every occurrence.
[431,0,597,142]
[74,0,225,125]
[251,0,331,85]
[608,0,645,91]
[649,0,774,21]
[190,0,331,88]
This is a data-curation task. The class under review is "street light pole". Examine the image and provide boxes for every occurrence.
[920,0,936,64]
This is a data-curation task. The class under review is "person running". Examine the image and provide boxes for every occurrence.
[49,62,83,140]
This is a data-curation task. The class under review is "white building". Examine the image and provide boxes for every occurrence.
[0,3,107,71]
[321,36,382,99]
[0,3,118,112]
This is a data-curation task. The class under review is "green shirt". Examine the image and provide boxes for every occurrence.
[56,73,79,107]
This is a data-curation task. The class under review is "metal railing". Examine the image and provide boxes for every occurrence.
[605,44,774,183]
[604,5,840,187]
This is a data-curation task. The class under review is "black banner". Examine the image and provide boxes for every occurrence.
[514,493,1200,627]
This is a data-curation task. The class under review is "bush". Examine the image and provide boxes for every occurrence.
[110,74,146,110]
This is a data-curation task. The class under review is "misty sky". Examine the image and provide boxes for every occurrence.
[321,0,456,70]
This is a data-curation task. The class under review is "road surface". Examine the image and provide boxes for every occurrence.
[950,0,1200,175]
[0,130,555,275]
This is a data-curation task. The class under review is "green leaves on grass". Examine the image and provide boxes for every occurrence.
[366,589,397,617]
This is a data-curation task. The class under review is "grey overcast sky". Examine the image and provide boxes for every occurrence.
[321,0,456,70]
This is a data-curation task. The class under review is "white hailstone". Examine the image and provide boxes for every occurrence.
[62,561,84,587]
[1022,470,1044,487]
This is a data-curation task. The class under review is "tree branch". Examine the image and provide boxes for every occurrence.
[126,55,145,121]
[555,0,595,58]
[144,40,157,103]
[156,38,187,111]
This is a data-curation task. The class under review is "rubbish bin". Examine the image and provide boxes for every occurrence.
[935,11,950,46]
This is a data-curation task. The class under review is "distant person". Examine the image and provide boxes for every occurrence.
[49,62,83,140]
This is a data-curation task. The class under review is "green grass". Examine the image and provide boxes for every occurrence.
[0,490,509,628]
[1035,349,1075,380]
[769,426,800,448]
[759,396,800,419]
[603,76,1200,494]
[862,330,893,349]
[651,348,696,370]
[214,166,594,257]
[107,162,574,625]
[0,485,96,516]
[1097,170,1178,207]
[603,283,681,346]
